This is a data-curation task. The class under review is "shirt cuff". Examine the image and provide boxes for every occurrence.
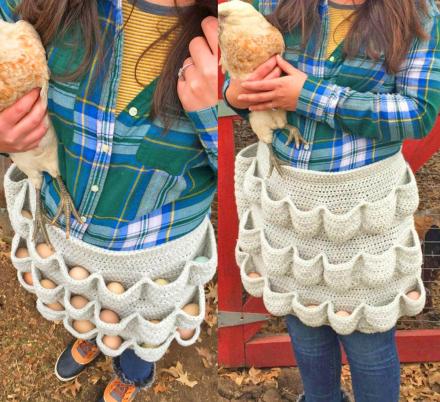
[185,106,218,156]
[223,79,250,120]
[295,75,340,127]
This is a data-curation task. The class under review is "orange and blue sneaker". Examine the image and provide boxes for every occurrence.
[99,377,141,402]
[54,338,101,382]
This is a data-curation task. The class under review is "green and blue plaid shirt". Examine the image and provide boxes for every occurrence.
[224,0,440,171]
[1,0,217,251]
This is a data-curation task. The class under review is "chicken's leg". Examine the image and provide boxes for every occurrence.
[51,176,83,239]
[267,144,285,178]
[285,125,309,149]
[33,188,53,248]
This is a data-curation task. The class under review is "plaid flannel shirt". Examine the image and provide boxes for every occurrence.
[224,0,440,172]
[1,0,218,251]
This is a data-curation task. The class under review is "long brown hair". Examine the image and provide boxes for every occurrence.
[267,0,430,73]
[16,0,216,127]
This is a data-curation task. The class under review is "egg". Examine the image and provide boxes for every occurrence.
[248,272,261,279]
[73,319,95,333]
[406,290,420,300]
[141,342,157,349]
[21,210,32,219]
[182,303,199,316]
[69,266,90,280]
[16,247,29,259]
[307,304,319,308]
[149,319,161,324]
[335,310,351,317]
[23,271,33,285]
[46,302,64,311]
[154,278,169,286]
[99,309,120,324]
[194,256,209,263]
[40,278,57,289]
[36,243,54,258]
[70,295,89,309]
[103,335,122,350]
[177,327,196,340]
[107,282,125,294]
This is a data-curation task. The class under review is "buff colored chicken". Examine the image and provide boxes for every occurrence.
[219,0,308,176]
[0,20,82,246]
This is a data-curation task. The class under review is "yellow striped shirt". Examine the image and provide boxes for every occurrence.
[116,0,178,114]
[326,1,357,58]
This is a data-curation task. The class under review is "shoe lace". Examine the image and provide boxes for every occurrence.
[113,380,134,398]
[77,339,98,357]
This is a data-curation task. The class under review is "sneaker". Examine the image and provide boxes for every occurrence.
[99,377,140,402]
[54,338,101,382]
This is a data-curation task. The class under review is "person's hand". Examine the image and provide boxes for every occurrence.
[225,56,282,109]
[177,16,218,112]
[238,55,308,112]
[0,88,48,153]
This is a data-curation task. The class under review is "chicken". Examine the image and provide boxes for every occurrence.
[219,0,308,177]
[0,20,82,247]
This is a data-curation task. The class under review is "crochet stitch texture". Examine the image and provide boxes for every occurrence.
[235,142,425,335]
[5,164,217,361]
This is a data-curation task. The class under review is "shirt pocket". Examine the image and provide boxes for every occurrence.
[135,125,205,177]
[48,80,80,147]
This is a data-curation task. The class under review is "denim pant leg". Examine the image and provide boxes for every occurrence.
[338,327,400,402]
[112,349,155,388]
[285,314,343,402]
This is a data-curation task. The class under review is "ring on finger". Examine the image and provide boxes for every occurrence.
[178,62,195,81]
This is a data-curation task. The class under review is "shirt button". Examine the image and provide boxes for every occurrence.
[91,185,99,192]
[329,56,335,62]
[304,144,310,150]
[102,144,110,153]
[128,106,138,117]
[80,216,87,223]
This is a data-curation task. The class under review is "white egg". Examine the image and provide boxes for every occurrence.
[36,243,54,259]
[70,295,89,309]
[99,309,120,324]
[23,272,33,285]
[40,278,57,289]
[154,278,169,286]
[106,282,125,294]
[16,247,29,259]
[194,256,209,263]
[103,335,122,350]
[73,319,95,333]
[69,266,90,280]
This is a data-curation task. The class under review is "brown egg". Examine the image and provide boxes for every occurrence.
[23,272,33,285]
[154,278,169,286]
[406,290,420,300]
[177,327,196,340]
[36,243,54,259]
[107,282,125,294]
[70,295,89,309]
[248,271,261,279]
[99,309,120,324]
[73,319,95,333]
[307,304,319,308]
[103,335,122,350]
[40,278,57,289]
[16,247,30,259]
[46,302,64,311]
[69,266,90,280]
[149,319,161,324]
[21,210,32,219]
[335,310,351,317]
[182,303,200,316]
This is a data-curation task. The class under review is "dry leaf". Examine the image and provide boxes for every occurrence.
[161,361,198,388]
[153,382,168,394]
[60,378,81,398]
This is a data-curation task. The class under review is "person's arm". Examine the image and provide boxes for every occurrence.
[0,0,18,22]
[186,107,218,172]
[296,16,440,141]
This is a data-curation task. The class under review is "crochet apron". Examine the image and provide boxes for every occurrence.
[235,142,425,335]
[5,164,217,361]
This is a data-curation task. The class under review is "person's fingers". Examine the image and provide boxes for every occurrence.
[24,120,48,145]
[276,54,296,74]
[1,88,40,126]
[201,16,218,56]
[179,57,198,82]
[237,90,277,104]
[249,102,278,112]
[13,98,47,138]
[265,66,282,80]
[189,36,212,68]
[246,56,277,81]
[241,79,278,92]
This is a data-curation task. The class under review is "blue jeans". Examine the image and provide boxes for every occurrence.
[113,349,155,388]
[286,315,400,402]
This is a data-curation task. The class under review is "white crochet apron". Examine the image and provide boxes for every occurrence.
[5,164,217,361]
[235,142,425,335]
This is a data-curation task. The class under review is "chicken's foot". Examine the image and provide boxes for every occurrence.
[51,176,83,239]
[33,188,53,249]
[266,143,286,178]
[285,125,309,149]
